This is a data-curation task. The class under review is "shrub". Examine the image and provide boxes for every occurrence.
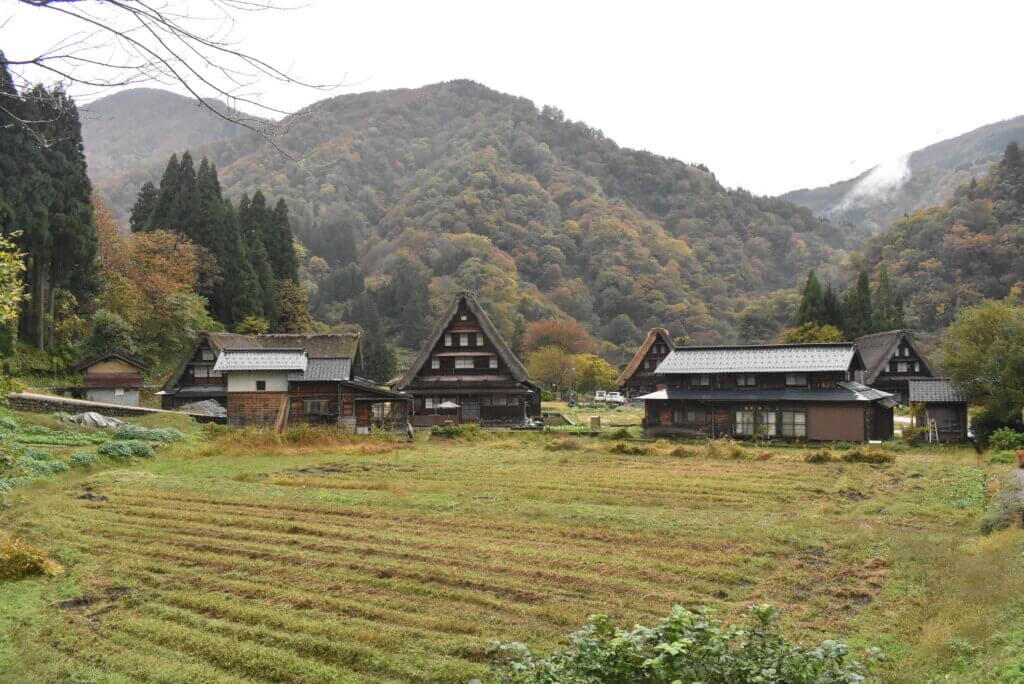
[544,438,581,451]
[113,425,185,443]
[988,450,1018,465]
[0,532,64,580]
[804,449,834,463]
[430,423,483,440]
[609,442,648,455]
[21,447,50,461]
[840,447,895,464]
[98,442,134,460]
[0,417,18,431]
[16,430,107,446]
[483,604,879,683]
[989,427,1024,453]
[603,427,633,440]
[972,410,1024,447]
[129,442,155,458]
[981,471,1024,534]
[15,455,59,476]
[50,411,73,423]
[70,452,101,468]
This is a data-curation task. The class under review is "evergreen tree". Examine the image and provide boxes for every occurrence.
[843,268,874,338]
[147,153,181,230]
[268,198,299,282]
[797,270,826,326]
[822,282,844,330]
[872,263,904,331]
[347,291,394,381]
[376,254,431,347]
[272,279,312,333]
[239,193,277,322]
[130,181,158,232]
[347,290,383,333]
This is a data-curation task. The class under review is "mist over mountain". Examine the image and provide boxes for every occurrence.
[85,81,858,345]
[783,116,1024,232]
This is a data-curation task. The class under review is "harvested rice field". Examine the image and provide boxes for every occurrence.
[2,427,1024,682]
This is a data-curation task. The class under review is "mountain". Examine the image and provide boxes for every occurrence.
[86,81,860,345]
[783,116,1024,232]
[80,88,258,220]
[859,142,1024,334]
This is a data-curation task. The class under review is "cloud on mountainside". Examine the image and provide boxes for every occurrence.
[833,153,912,212]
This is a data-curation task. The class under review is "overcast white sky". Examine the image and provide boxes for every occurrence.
[4,0,1024,195]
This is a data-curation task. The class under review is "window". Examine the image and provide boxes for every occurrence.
[460,314,468,321]
[781,410,806,437]
[209,369,222,378]
[690,374,710,387]
[114,388,125,396]
[736,374,756,387]
[734,409,755,435]
[201,349,214,361]
[460,333,469,346]
[672,409,684,424]
[455,357,473,369]
[255,380,266,391]
[785,373,807,387]
[303,399,330,415]
[492,394,506,406]
[193,365,209,379]
[685,409,706,424]
[431,357,440,370]
[913,361,920,373]
[896,362,908,373]
[425,397,436,409]
[476,333,483,347]
[444,334,452,347]
[489,357,498,369]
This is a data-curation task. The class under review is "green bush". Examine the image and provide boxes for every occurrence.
[989,427,1024,453]
[70,452,101,468]
[602,427,633,440]
[129,442,155,458]
[20,425,51,436]
[98,442,134,460]
[804,449,834,463]
[113,425,185,443]
[430,423,482,440]
[482,604,879,683]
[840,447,895,464]
[981,471,1024,534]
[0,417,18,431]
[21,447,50,462]
[901,425,927,445]
[15,455,62,476]
[15,430,107,446]
[988,450,1018,465]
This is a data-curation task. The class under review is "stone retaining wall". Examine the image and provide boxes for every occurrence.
[6,392,225,423]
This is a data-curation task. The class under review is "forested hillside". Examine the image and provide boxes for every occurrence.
[81,88,253,209]
[95,81,858,346]
[783,115,1024,232]
[859,142,1024,332]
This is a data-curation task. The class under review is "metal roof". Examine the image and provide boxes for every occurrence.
[213,349,308,372]
[655,344,858,375]
[907,378,968,403]
[635,385,893,404]
[288,358,352,382]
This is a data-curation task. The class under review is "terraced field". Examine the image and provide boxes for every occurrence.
[1,434,1022,682]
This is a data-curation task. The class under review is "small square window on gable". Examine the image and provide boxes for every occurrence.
[460,314,468,321]
[256,380,266,391]
[459,333,469,346]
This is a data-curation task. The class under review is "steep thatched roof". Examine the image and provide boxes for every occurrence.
[854,330,936,384]
[616,328,672,386]
[395,291,534,389]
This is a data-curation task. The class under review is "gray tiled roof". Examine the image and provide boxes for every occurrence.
[655,344,857,374]
[636,385,893,403]
[289,358,352,382]
[907,378,968,403]
[213,349,308,372]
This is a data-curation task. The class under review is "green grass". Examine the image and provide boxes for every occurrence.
[0,427,1021,682]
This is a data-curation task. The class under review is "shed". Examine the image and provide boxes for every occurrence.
[72,351,148,406]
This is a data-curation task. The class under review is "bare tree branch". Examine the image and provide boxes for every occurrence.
[2,0,344,155]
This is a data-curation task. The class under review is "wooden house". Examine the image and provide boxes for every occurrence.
[907,378,970,442]
[72,352,147,406]
[159,332,409,433]
[854,330,937,403]
[617,328,673,398]
[855,329,969,441]
[639,343,897,442]
[158,332,362,409]
[395,292,541,427]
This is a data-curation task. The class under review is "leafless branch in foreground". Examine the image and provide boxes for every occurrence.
[2,0,345,156]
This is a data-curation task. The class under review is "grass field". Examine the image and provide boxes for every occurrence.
[2,415,1024,682]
